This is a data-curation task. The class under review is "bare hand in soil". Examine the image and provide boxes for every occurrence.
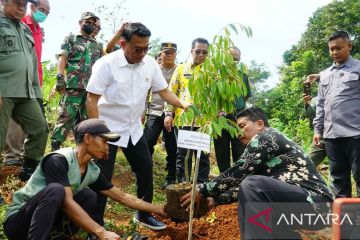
[157,204,168,218]
[98,230,120,240]
[180,189,202,211]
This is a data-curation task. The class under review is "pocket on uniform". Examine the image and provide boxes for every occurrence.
[0,35,20,53]
[342,72,360,89]
[68,45,85,63]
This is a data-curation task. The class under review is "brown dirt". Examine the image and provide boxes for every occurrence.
[0,165,24,203]
[140,203,240,240]
[112,170,135,189]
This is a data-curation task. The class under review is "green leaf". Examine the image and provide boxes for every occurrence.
[229,23,238,35]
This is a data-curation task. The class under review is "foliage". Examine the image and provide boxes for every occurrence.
[148,37,162,58]
[246,60,271,91]
[178,23,253,139]
[255,0,360,150]
[42,62,60,125]
[92,0,129,43]
[0,204,7,239]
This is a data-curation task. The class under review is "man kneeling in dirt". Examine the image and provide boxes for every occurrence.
[3,119,166,240]
[181,107,333,240]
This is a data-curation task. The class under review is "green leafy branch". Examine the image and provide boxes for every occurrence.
[178,23,252,138]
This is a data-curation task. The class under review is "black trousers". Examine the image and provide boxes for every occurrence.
[4,183,97,240]
[144,114,177,180]
[176,126,210,183]
[237,176,330,240]
[94,135,153,225]
[325,137,360,197]
[214,128,245,173]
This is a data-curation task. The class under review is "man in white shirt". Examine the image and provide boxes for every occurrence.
[86,22,188,230]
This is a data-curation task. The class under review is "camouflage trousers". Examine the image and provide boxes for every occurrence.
[50,89,87,143]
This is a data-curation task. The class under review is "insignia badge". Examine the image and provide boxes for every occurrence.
[7,40,13,47]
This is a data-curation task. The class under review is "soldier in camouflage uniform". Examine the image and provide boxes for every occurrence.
[50,12,103,151]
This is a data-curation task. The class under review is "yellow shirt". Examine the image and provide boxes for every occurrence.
[166,61,201,121]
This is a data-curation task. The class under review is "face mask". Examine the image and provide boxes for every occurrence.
[32,10,47,23]
[82,24,94,35]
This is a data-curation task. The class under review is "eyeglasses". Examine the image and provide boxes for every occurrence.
[132,46,151,54]
[193,49,208,55]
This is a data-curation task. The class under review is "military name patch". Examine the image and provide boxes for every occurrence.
[0,22,11,29]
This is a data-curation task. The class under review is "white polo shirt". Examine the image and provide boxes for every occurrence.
[86,49,168,147]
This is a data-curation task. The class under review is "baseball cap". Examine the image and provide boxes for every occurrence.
[28,0,39,3]
[74,119,120,142]
[80,12,98,21]
[161,42,177,51]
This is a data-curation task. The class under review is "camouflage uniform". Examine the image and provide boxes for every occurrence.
[51,33,102,143]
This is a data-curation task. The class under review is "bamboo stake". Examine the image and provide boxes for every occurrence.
[187,150,201,240]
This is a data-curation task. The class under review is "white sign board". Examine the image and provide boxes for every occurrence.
[177,130,211,152]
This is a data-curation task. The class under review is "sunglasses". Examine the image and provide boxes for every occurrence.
[132,46,151,54]
[193,49,208,55]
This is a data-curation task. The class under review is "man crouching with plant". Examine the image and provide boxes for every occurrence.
[181,107,333,240]
[3,119,166,240]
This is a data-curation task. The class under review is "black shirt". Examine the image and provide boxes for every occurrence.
[42,153,113,192]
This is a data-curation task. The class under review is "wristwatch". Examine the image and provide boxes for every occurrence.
[56,73,64,80]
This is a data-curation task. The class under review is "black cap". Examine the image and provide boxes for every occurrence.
[80,12,98,21]
[74,119,120,142]
[28,0,38,3]
[161,42,177,51]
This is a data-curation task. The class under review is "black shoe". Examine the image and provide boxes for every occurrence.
[134,214,166,230]
[18,159,38,182]
[51,141,61,151]
[87,234,98,240]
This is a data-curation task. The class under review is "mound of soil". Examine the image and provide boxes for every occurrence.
[139,202,332,240]
[140,203,240,240]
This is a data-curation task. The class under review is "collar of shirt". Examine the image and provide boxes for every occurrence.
[331,55,354,70]
[117,49,145,68]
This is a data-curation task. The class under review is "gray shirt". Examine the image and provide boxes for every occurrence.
[146,65,176,116]
[313,56,360,139]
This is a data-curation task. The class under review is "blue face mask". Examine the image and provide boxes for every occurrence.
[32,10,47,23]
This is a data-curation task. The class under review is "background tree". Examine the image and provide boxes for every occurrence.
[254,0,360,150]
[92,0,129,43]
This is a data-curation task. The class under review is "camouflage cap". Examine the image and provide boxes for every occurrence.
[161,42,177,51]
[80,12,98,21]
